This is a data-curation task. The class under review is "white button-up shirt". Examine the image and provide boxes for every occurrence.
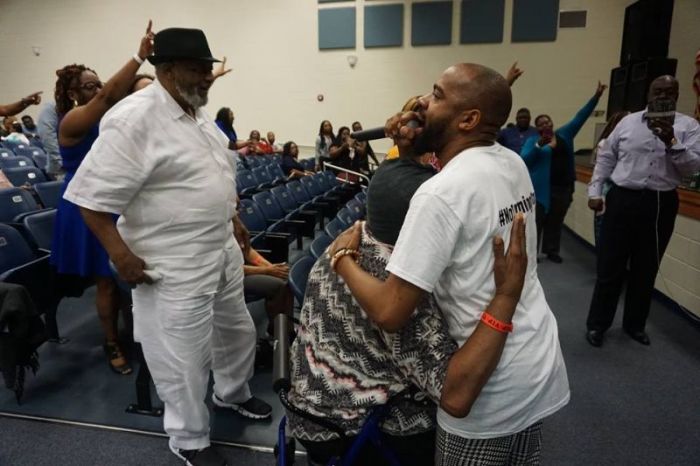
[588,110,700,197]
[64,80,240,296]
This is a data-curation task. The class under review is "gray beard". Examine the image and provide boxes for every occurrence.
[176,84,208,109]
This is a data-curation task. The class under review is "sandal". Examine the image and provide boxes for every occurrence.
[103,341,133,375]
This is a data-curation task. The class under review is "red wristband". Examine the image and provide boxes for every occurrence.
[481,312,513,333]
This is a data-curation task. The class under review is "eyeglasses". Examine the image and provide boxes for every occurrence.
[79,81,103,91]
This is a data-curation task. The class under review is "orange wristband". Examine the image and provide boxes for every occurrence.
[480,312,513,333]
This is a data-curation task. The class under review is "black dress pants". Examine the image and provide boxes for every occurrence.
[586,185,678,333]
[536,185,573,255]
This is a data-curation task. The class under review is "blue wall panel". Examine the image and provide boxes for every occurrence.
[319,8,356,49]
[411,1,453,46]
[365,4,404,48]
[460,0,504,44]
[511,0,559,42]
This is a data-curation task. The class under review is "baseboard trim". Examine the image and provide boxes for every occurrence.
[562,225,700,329]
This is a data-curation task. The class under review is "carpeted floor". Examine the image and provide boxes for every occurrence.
[1,229,699,465]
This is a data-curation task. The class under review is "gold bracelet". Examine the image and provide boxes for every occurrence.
[329,248,359,271]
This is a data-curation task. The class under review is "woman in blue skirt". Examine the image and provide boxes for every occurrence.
[50,22,154,375]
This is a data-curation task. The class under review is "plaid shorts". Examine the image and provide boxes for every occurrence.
[435,421,543,466]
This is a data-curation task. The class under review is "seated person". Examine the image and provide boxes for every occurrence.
[1,118,31,145]
[265,131,282,154]
[21,115,40,139]
[287,139,528,465]
[243,247,293,339]
[239,130,267,156]
[281,141,313,179]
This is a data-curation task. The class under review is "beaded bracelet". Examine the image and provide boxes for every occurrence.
[329,248,359,271]
[480,312,513,333]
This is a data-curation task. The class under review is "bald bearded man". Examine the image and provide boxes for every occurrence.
[325,63,569,465]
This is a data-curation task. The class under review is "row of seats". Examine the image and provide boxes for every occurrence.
[0,183,63,223]
[286,190,367,303]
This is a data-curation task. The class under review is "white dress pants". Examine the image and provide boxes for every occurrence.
[132,261,256,451]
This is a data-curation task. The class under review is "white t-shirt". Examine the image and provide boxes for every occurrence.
[64,79,241,298]
[386,143,570,439]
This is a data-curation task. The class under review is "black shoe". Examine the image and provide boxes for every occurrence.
[624,328,650,345]
[170,445,228,466]
[212,394,272,419]
[586,330,604,347]
[547,253,563,264]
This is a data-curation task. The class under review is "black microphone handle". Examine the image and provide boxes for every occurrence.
[350,127,387,141]
[350,120,419,141]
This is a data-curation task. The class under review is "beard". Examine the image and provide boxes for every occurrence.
[413,117,448,155]
[174,78,208,109]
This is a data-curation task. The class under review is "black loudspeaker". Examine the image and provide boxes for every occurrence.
[620,0,674,66]
[625,58,678,112]
[607,66,629,118]
[606,58,677,118]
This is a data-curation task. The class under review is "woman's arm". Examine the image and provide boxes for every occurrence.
[59,21,154,146]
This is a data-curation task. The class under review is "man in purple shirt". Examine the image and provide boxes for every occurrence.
[585,75,700,347]
[497,107,538,154]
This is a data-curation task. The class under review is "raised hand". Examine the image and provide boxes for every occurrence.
[506,62,524,87]
[138,20,155,61]
[213,56,233,80]
[22,91,42,106]
[595,80,608,98]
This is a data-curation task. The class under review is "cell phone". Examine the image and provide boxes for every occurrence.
[647,98,676,130]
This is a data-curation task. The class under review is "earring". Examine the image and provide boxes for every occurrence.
[73,99,79,108]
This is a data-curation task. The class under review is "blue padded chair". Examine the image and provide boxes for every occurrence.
[267,163,287,185]
[355,190,367,204]
[336,208,354,229]
[252,166,276,190]
[32,152,48,171]
[345,199,365,220]
[3,167,46,186]
[21,209,56,251]
[0,224,59,339]
[13,145,45,159]
[310,233,333,259]
[324,218,344,239]
[238,199,290,264]
[288,255,316,304]
[0,148,14,158]
[33,181,63,209]
[0,156,35,169]
[252,191,316,249]
[236,169,261,197]
[0,188,39,223]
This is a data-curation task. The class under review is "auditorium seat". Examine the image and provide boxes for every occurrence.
[288,254,316,304]
[21,208,56,251]
[34,181,63,209]
[0,156,35,169]
[310,233,332,259]
[0,187,40,223]
[3,167,47,186]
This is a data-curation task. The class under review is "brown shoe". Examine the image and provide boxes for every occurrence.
[104,341,133,375]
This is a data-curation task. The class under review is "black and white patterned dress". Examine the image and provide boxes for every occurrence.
[288,223,456,441]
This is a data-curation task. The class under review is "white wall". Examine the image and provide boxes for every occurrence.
[566,181,700,317]
[0,0,634,152]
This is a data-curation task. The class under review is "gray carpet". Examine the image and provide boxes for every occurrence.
[0,415,276,466]
[1,229,699,465]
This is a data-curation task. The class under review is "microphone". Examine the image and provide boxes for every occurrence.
[350,120,419,141]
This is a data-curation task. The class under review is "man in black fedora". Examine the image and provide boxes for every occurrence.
[65,27,271,466]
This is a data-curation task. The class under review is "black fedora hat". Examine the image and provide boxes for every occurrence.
[147,28,221,65]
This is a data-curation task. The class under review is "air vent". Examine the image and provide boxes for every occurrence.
[559,10,587,28]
